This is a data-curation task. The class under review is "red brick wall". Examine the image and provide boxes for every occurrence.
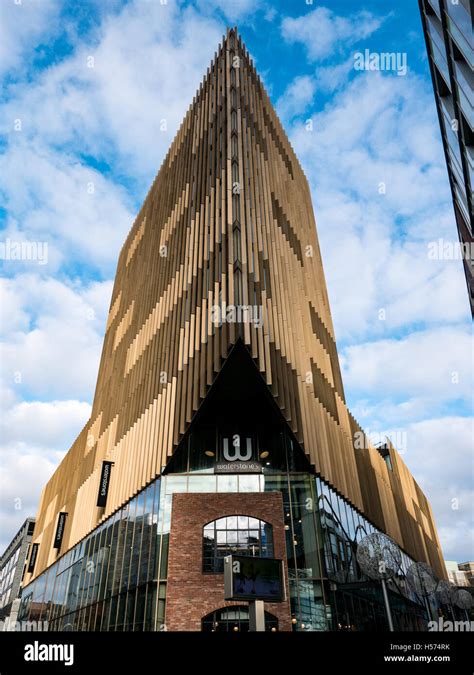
[165,492,292,631]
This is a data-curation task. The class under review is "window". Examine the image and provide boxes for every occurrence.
[231,132,238,160]
[202,516,274,573]
[383,454,393,471]
[233,227,242,265]
[232,193,241,224]
[234,269,242,306]
[231,160,239,183]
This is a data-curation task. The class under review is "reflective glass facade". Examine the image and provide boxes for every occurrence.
[0,518,35,618]
[19,483,161,631]
[0,548,20,611]
[420,0,474,314]
[19,442,435,632]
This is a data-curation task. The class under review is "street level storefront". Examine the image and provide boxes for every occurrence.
[18,427,438,632]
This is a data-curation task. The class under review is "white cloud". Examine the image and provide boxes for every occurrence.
[276,75,316,122]
[196,0,260,22]
[0,139,134,276]
[0,0,60,79]
[0,449,59,553]
[0,1,230,277]
[1,398,90,449]
[313,56,354,94]
[342,326,472,403]
[1,1,225,179]
[0,274,103,554]
[350,414,473,562]
[402,417,474,562]
[264,6,277,23]
[0,275,112,400]
[281,7,384,61]
[287,71,471,338]
[0,395,91,553]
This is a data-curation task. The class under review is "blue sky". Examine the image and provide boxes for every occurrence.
[0,0,472,564]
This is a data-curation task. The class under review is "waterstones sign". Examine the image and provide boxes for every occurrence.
[215,461,262,474]
[27,543,39,574]
[223,436,252,461]
[96,461,114,507]
[53,512,68,550]
[214,435,262,473]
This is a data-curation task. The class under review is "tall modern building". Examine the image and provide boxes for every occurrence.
[0,518,35,624]
[458,561,474,586]
[19,29,446,632]
[445,560,471,587]
[419,0,473,315]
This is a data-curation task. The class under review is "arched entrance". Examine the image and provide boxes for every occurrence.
[202,606,278,632]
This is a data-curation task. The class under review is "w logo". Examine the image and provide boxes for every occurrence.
[222,435,252,461]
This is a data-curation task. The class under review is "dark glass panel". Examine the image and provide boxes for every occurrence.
[120,498,137,593]
[108,594,118,631]
[111,505,129,596]
[115,592,127,631]
[100,598,111,632]
[124,588,136,631]
[134,584,146,631]
[139,485,155,585]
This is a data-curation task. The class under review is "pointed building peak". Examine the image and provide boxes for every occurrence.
[223,25,242,52]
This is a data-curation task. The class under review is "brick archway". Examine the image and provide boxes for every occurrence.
[165,492,292,631]
[201,605,279,632]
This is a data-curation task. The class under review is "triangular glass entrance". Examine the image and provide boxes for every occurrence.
[164,339,312,475]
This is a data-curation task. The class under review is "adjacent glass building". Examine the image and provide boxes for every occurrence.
[20,28,447,631]
[0,518,35,622]
[419,0,474,315]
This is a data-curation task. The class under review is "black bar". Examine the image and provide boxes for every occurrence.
[0,631,471,673]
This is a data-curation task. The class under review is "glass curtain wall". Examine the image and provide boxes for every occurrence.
[19,481,161,631]
[19,426,437,632]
